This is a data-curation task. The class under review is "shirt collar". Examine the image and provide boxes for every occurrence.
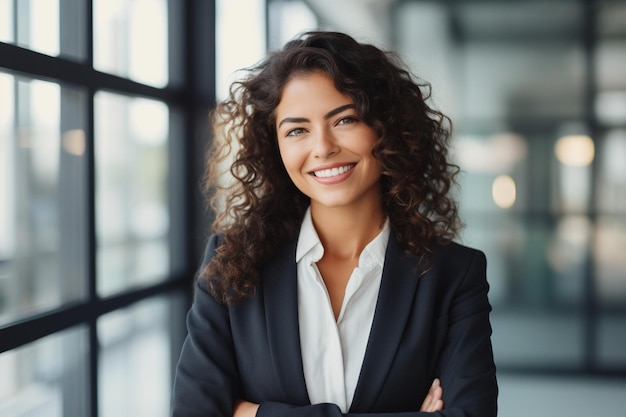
[295,207,391,267]
[296,207,323,263]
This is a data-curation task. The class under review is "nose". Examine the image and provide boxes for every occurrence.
[312,127,339,159]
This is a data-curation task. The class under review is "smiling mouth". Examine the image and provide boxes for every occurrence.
[311,164,355,178]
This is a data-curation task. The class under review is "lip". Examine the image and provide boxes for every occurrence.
[308,163,356,184]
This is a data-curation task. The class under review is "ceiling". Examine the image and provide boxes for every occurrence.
[301,0,626,48]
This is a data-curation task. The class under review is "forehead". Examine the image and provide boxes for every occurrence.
[275,72,352,118]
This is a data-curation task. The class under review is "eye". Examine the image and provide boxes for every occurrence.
[336,116,357,126]
[286,127,307,137]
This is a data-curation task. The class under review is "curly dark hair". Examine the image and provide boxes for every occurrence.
[203,31,461,304]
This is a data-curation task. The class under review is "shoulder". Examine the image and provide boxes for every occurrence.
[199,233,225,263]
[424,241,488,292]
[418,242,492,321]
[432,240,486,267]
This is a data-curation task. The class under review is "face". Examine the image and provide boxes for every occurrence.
[275,71,382,212]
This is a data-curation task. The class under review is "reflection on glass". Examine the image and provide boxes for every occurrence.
[95,92,170,297]
[93,0,169,87]
[98,296,172,417]
[0,73,88,326]
[0,326,89,417]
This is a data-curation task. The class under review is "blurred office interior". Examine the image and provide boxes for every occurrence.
[0,0,625,416]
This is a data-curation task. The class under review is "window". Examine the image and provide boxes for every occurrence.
[393,0,626,375]
[0,1,215,416]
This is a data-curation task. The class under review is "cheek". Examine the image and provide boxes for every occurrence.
[278,144,300,175]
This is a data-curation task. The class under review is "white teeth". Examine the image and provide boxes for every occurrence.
[313,164,354,178]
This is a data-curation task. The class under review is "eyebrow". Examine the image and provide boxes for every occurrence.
[277,103,355,128]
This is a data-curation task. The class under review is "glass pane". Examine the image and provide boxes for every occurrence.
[595,1,626,370]
[17,0,59,56]
[413,1,592,371]
[216,0,266,99]
[2,0,85,60]
[0,73,88,326]
[454,131,529,212]
[95,92,170,297]
[596,129,626,213]
[98,296,174,417]
[93,0,169,87]
[595,217,626,306]
[463,214,588,309]
[268,0,318,50]
[491,311,584,368]
[0,326,89,417]
[598,313,626,367]
[0,0,13,43]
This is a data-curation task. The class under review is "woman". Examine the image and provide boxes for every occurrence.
[171,31,498,417]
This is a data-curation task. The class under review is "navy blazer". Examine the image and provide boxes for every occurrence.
[171,233,498,417]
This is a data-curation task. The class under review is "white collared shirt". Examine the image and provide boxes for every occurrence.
[296,208,390,412]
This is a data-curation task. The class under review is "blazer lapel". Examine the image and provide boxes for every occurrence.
[350,233,423,412]
[262,239,310,405]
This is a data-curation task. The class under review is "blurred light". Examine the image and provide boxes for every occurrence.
[555,135,595,167]
[596,91,626,125]
[62,129,86,156]
[454,132,527,173]
[492,175,516,209]
[548,215,591,274]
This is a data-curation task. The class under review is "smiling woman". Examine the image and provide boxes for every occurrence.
[275,72,382,216]
[171,31,498,417]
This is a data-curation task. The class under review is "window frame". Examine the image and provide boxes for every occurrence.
[0,0,216,415]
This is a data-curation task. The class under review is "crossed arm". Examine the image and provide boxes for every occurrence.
[233,379,444,417]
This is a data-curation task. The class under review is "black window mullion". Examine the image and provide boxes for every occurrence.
[582,0,600,373]
[0,43,187,105]
[0,275,189,353]
[86,84,99,417]
[85,3,98,413]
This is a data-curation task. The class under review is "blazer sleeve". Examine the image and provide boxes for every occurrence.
[256,248,497,417]
[434,249,498,416]
[171,234,240,417]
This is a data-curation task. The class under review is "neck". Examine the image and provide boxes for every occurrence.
[310,202,385,260]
